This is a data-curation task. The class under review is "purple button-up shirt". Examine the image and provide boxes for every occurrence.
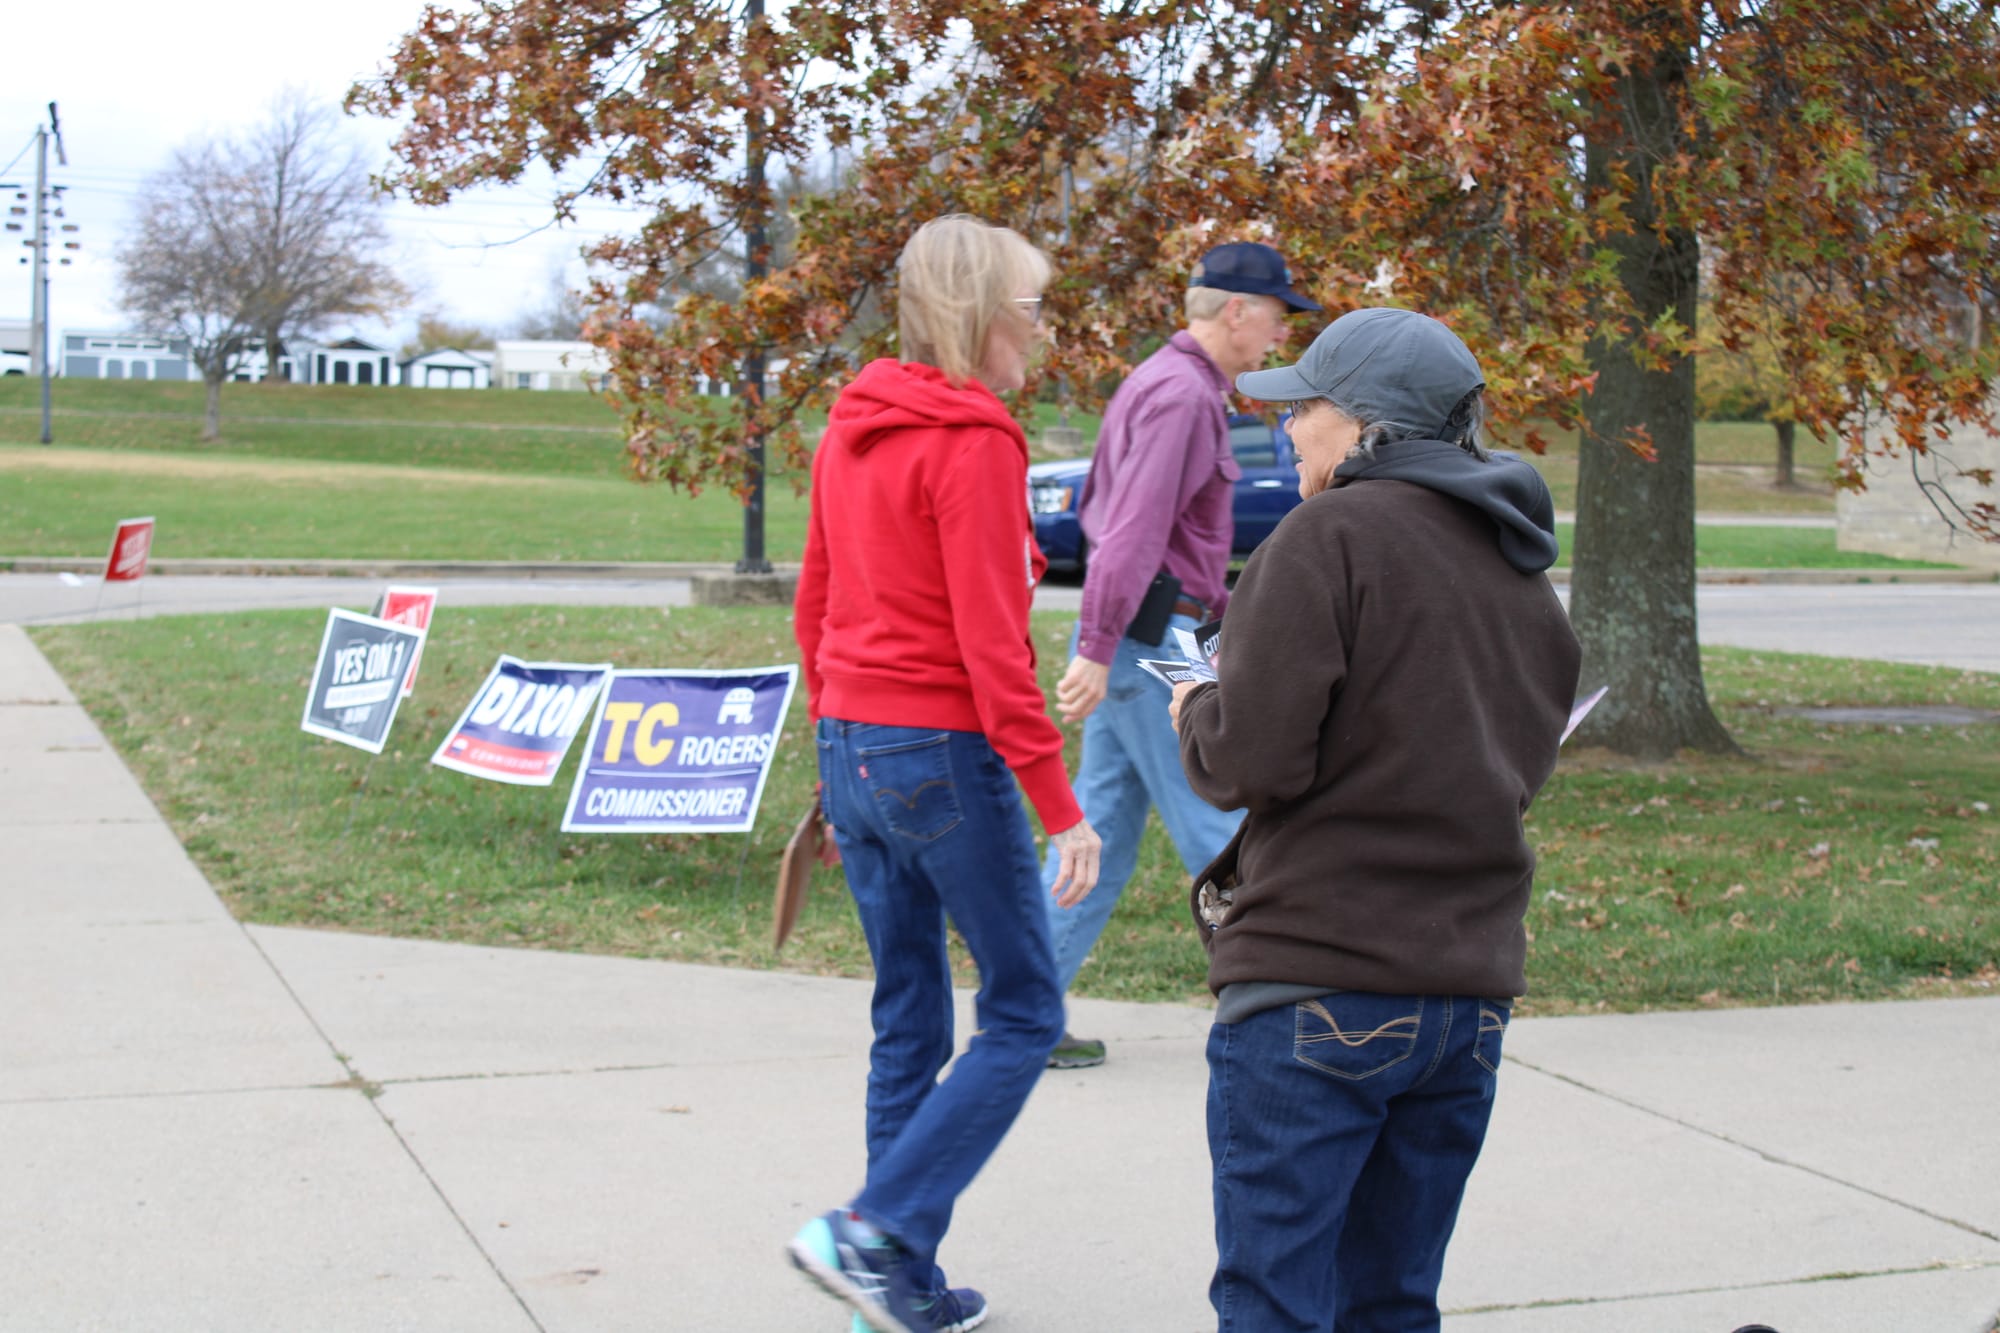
[1075,331,1241,664]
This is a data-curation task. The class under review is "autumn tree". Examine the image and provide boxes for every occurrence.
[117,146,265,441]
[1695,298,1811,490]
[355,0,2000,759]
[401,310,495,359]
[229,90,408,382]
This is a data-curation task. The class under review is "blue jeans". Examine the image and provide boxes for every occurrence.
[816,719,1066,1279]
[1207,993,1511,1332]
[1042,616,1243,992]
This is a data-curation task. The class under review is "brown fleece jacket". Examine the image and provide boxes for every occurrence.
[1177,474,1581,1000]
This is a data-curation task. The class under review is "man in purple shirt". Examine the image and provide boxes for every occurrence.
[1043,242,1319,1069]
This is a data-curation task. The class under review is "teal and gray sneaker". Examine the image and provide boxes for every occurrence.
[788,1209,923,1332]
[1047,1031,1106,1069]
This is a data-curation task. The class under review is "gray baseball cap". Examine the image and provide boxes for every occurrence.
[1236,307,1484,434]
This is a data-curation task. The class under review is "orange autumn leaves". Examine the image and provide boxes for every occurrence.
[355,1,2000,510]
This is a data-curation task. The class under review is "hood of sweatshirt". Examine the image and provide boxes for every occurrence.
[1332,438,1560,573]
[824,357,1026,457]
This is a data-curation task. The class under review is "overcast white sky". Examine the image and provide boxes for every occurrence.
[1,0,664,350]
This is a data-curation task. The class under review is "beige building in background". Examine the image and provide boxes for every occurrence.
[492,340,611,392]
[1837,396,2000,573]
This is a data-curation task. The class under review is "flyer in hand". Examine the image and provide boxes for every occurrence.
[1561,686,1609,745]
[1135,657,1214,687]
[1139,618,1224,689]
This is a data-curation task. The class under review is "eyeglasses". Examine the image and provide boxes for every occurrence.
[1013,297,1044,326]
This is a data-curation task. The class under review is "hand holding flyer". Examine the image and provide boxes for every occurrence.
[1138,618,1225,689]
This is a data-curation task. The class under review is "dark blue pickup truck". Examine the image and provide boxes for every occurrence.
[1027,414,1301,575]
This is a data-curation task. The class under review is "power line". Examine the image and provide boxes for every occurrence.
[49,181,657,235]
[0,131,37,180]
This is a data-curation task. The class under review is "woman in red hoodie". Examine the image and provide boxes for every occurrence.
[787,215,1102,1333]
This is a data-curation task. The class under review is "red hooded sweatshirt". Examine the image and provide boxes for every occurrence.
[794,358,1082,834]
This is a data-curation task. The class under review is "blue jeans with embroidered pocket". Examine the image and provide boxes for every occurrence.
[815,718,1065,1288]
[1206,991,1511,1332]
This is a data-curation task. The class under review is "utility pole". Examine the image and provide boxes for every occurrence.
[19,103,68,445]
[734,0,774,574]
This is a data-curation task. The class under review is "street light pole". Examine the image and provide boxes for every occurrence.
[734,0,774,575]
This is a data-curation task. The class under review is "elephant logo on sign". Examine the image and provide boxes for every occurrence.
[717,687,756,726]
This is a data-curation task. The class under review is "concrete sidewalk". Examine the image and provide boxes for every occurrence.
[4,620,1997,1332]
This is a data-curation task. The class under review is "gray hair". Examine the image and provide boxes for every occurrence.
[1292,388,1489,461]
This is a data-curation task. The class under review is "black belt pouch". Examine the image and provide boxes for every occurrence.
[1125,572,1182,647]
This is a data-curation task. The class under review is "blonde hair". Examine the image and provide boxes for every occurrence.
[897,215,1050,384]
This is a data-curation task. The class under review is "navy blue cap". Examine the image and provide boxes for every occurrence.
[1189,242,1321,312]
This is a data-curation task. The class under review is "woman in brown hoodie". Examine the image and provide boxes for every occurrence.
[1171,308,1582,1333]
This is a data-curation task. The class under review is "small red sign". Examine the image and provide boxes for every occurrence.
[372,585,438,697]
[103,517,155,583]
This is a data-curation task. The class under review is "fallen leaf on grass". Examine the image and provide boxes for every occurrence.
[1722,883,1747,900]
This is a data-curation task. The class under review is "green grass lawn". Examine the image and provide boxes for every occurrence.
[1549,524,1956,571]
[0,446,813,563]
[33,605,1999,1015]
[1489,417,1841,515]
[9,379,1945,568]
[0,380,1108,563]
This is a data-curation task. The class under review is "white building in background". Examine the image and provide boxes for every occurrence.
[1837,390,2000,574]
[492,340,611,392]
[400,346,494,389]
[295,337,396,386]
[58,329,195,381]
[56,330,399,386]
[4,317,36,376]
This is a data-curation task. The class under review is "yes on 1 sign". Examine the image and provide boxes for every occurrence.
[431,656,612,786]
[300,608,428,754]
[104,517,155,583]
[562,667,797,834]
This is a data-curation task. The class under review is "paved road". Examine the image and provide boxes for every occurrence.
[1033,580,2000,675]
[0,573,695,627]
[5,571,1998,674]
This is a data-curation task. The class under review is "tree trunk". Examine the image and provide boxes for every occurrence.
[202,371,223,442]
[263,326,287,383]
[1773,418,1796,488]
[1568,15,1737,760]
